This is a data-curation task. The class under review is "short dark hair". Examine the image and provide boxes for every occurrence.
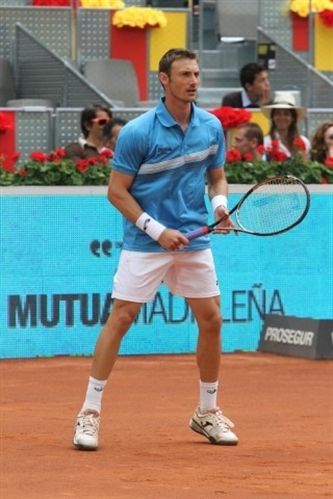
[158,48,198,76]
[238,122,264,146]
[103,118,127,139]
[240,63,266,89]
[81,104,113,138]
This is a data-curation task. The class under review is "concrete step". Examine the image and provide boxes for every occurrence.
[201,69,240,88]
[197,86,242,108]
[200,49,239,69]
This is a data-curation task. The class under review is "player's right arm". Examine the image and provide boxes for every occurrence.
[107,170,188,251]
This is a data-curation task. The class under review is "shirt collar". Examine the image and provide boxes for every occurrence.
[78,137,100,151]
[156,97,200,128]
[241,89,253,107]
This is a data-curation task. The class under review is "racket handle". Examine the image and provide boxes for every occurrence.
[185,226,210,241]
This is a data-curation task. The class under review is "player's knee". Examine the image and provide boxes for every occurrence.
[211,313,222,332]
[112,308,137,336]
[200,311,222,333]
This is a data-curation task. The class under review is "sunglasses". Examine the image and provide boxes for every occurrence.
[92,118,110,126]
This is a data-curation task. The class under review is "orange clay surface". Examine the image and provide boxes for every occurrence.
[1,353,332,499]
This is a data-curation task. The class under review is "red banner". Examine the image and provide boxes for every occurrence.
[110,12,148,100]
[291,12,309,51]
[0,111,16,171]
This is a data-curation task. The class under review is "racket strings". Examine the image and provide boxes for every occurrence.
[236,177,309,234]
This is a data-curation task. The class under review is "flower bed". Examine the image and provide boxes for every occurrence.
[0,148,112,186]
[1,147,332,186]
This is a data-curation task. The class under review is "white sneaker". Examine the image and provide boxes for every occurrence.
[189,407,238,445]
[73,409,100,450]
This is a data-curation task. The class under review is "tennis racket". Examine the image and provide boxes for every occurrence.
[185,175,310,239]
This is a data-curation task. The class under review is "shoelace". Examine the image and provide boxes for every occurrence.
[203,408,235,430]
[79,414,99,436]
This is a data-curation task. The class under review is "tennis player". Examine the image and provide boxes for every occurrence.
[73,48,238,450]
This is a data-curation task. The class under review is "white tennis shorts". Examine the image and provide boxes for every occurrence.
[112,249,220,303]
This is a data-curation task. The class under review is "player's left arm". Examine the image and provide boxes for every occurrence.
[207,167,234,232]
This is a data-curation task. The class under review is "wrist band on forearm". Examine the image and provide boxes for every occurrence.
[211,195,228,213]
[135,212,166,241]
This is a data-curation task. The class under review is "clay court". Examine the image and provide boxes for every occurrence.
[1,353,332,499]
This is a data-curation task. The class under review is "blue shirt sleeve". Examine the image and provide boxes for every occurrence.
[111,123,148,176]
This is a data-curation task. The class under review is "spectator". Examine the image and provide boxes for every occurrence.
[310,120,333,164]
[261,92,310,160]
[64,104,113,161]
[233,122,264,161]
[221,62,272,108]
[103,118,127,152]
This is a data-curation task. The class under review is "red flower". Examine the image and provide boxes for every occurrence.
[321,177,329,184]
[242,152,255,161]
[319,8,333,28]
[99,148,113,159]
[75,159,89,172]
[29,150,47,162]
[87,157,98,166]
[0,154,13,172]
[293,136,306,151]
[226,148,242,163]
[46,152,57,162]
[54,147,65,159]
[18,168,27,176]
[271,150,289,162]
[210,107,252,129]
[12,152,20,163]
[324,156,333,168]
[257,145,266,155]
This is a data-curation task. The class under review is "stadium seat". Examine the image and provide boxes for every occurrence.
[6,98,55,108]
[84,59,157,108]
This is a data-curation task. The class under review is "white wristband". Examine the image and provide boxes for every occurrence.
[135,212,166,241]
[211,195,228,213]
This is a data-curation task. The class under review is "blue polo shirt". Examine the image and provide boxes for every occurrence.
[112,98,225,252]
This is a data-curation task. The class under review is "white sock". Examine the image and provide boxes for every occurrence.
[81,376,107,414]
[199,380,219,413]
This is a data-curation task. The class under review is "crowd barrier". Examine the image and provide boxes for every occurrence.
[1,107,333,163]
[0,185,332,359]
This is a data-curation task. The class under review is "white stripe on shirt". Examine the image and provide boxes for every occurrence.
[138,144,219,175]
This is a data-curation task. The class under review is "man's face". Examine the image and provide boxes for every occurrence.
[246,70,270,100]
[160,58,200,103]
[234,127,255,155]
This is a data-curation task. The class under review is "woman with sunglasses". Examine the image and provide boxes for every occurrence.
[64,104,113,161]
[310,120,333,165]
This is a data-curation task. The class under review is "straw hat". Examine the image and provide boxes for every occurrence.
[261,91,306,121]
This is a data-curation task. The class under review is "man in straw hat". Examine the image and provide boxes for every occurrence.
[261,91,310,160]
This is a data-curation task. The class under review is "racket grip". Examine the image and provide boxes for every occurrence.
[185,226,210,241]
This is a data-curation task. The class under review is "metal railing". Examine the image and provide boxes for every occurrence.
[15,23,119,108]
[257,27,333,110]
